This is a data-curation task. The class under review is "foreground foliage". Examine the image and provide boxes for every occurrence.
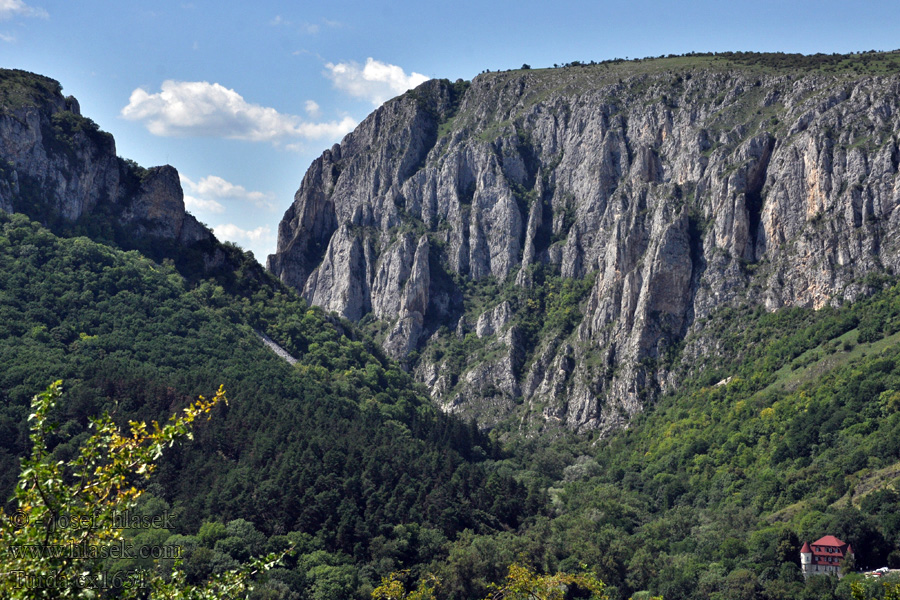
[0,381,285,598]
[371,565,608,600]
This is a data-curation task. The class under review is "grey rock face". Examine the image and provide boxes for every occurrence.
[476,301,512,338]
[121,165,212,244]
[269,64,900,433]
[0,70,213,250]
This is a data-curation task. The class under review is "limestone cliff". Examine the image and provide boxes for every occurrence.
[0,69,213,254]
[268,54,900,433]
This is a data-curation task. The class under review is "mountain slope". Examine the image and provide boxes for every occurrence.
[0,209,531,526]
[0,208,538,596]
[0,70,537,597]
[6,58,900,600]
[268,52,900,434]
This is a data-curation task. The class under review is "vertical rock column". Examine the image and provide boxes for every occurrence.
[383,236,431,358]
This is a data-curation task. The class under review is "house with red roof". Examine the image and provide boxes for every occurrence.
[800,535,854,578]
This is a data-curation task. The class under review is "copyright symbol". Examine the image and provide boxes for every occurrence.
[9,510,28,527]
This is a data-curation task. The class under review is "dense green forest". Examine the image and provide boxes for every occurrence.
[0,212,537,598]
[5,211,900,599]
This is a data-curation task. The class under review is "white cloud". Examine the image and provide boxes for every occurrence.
[213,223,278,261]
[181,174,274,211]
[121,80,356,145]
[294,117,356,138]
[183,194,225,214]
[0,32,14,42]
[325,58,429,106]
[0,0,47,19]
[213,224,275,244]
[304,100,321,118]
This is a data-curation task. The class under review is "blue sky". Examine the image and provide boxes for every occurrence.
[1,0,898,260]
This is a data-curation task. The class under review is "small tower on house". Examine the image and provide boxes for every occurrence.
[800,542,813,578]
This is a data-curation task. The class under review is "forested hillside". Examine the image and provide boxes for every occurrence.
[0,212,535,598]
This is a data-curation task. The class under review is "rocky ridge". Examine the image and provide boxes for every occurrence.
[292,57,898,433]
[270,56,900,434]
[0,69,215,258]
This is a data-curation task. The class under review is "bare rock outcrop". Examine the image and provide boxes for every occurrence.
[0,69,214,251]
